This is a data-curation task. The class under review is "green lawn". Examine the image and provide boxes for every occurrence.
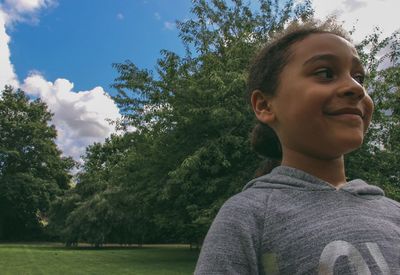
[0,243,199,275]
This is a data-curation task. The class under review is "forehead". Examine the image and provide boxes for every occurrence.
[289,33,358,63]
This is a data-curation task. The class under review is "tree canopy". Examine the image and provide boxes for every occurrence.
[0,86,74,240]
[47,0,400,246]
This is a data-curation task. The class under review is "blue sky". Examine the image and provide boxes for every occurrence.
[1,0,399,162]
[0,0,194,162]
[9,0,192,92]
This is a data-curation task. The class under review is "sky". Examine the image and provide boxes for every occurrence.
[0,0,399,163]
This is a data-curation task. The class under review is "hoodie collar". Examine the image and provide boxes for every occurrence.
[244,166,385,197]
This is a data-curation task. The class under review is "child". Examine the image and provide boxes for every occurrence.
[195,19,400,274]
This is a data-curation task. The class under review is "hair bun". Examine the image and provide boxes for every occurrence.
[251,123,282,159]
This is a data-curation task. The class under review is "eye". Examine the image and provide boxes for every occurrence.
[353,73,365,85]
[314,68,335,81]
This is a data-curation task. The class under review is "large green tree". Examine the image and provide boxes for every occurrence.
[50,0,400,246]
[49,0,313,246]
[0,86,74,240]
[48,133,144,246]
[111,0,313,244]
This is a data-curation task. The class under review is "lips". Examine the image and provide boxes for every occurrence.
[326,107,364,118]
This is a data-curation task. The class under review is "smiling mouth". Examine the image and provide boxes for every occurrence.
[329,113,362,120]
[325,107,364,119]
[325,113,364,126]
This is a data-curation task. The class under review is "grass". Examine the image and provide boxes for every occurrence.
[0,243,200,275]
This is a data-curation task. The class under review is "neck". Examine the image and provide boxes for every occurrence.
[281,148,347,188]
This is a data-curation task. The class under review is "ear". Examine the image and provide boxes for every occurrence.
[251,90,276,125]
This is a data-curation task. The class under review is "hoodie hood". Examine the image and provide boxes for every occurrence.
[243,166,385,197]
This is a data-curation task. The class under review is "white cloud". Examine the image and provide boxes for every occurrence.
[5,0,52,13]
[164,21,175,30]
[154,12,161,20]
[0,0,58,89]
[311,0,400,42]
[1,0,57,25]
[342,0,367,12]
[0,1,122,162]
[0,10,19,89]
[22,74,121,161]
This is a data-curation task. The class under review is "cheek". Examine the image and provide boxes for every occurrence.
[363,96,374,131]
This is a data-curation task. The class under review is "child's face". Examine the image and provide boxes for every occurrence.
[268,33,374,160]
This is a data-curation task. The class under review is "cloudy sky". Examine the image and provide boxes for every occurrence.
[0,0,399,162]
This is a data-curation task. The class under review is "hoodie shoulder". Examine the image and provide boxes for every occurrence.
[381,196,400,210]
[195,188,272,274]
[217,187,273,226]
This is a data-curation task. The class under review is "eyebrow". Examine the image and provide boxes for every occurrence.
[302,54,364,71]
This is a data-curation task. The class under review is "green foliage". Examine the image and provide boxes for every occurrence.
[0,86,74,240]
[346,29,400,201]
[49,0,400,246]
[51,0,312,245]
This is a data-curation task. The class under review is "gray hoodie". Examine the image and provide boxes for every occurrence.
[195,166,400,274]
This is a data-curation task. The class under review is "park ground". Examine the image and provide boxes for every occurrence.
[0,243,199,275]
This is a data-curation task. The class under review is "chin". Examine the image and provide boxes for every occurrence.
[322,135,365,158]
[340,130,364,144]
[340,138,364,155]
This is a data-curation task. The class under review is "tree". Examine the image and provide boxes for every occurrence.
[346,29,400,200]
[47,0,313,246]
[50,0,400,246]
[112,0,400,244]
[111,0,313,244]
[0,86,74,240]
[48,132,157,245]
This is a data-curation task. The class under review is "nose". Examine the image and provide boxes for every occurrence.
[337,75,366,101]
